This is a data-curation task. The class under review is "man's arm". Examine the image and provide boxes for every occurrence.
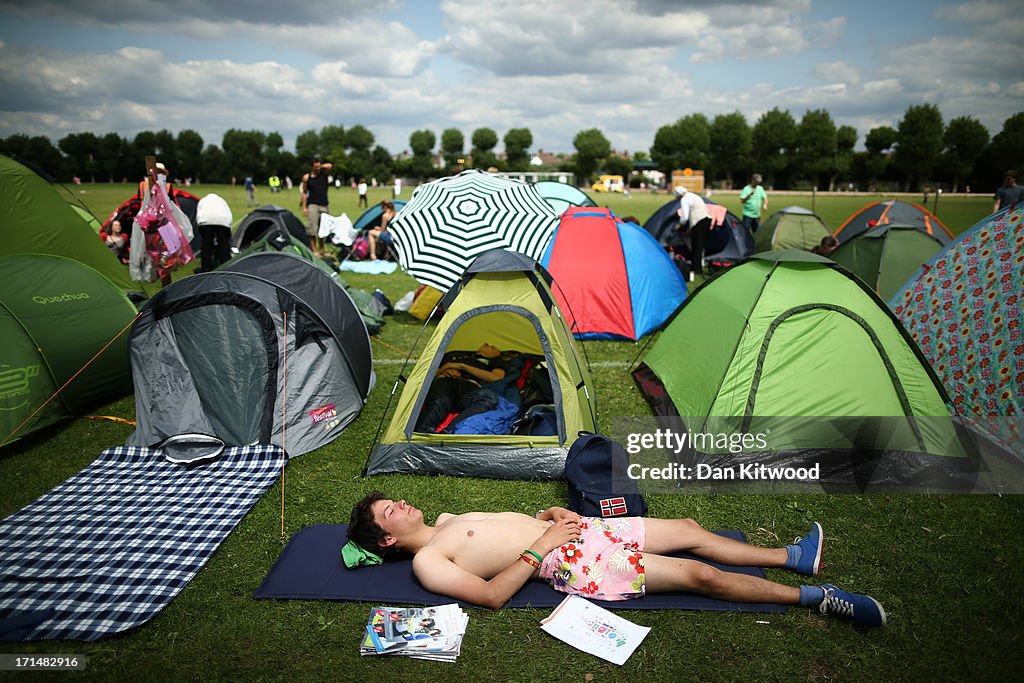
[438,362,506,383]
[413,517,580,609]
[300,173,310,212]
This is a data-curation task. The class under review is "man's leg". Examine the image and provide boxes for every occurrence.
[643,553,799,604]
[643,518,788,568]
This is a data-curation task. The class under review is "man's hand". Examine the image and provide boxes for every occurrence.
[534,516,580,555]
[541,506,580,524]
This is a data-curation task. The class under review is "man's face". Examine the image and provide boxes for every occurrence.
[371,498,422,542]
[477,343,500,359]
[312,162,322,175]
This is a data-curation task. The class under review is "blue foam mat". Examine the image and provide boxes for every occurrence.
[254,523,787,613]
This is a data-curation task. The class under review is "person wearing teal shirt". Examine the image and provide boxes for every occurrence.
[740,173,768,233]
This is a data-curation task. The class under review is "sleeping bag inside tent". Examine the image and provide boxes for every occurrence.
[633,250,980,489]
[126,267,373,457]
[365,249,597,480]
[540,207,686,340]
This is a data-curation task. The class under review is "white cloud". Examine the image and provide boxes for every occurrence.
[816,62,861,86]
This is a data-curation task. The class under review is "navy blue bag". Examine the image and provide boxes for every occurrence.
[564,432,648,518]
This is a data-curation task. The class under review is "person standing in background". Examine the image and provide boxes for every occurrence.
[740,173,768,234]
[993,170,1024,212]
[674,186,712,278]
[302,158,333,256]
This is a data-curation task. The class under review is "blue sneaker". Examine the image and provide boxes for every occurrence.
[818,584,887,628]
[789,522,824,577]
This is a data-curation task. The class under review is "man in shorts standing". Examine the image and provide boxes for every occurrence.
[347,492,886,627]
[301,159,333,255]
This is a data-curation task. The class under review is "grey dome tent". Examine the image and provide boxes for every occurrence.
[232,205,310,250]
[126,259,374,457]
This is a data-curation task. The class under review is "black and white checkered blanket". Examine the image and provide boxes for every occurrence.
[0,444,285,641]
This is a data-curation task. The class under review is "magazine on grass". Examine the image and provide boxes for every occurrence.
[361,604,469,662]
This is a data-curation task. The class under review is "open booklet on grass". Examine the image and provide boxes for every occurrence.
[540,595,651,666]
[360,603,469,662]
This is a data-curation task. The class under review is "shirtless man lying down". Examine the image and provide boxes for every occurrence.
[347,492,885,627]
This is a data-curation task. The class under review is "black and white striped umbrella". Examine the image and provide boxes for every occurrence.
[389,170,559,291]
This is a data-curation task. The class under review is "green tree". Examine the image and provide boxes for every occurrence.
[710,111,751,187]
[370,144,394,182]
[895,103,944,191]
[942,116,989,193]
[794,109,836,189]
[96,132,128,182]
[153,129,177,173]
[222,129,267,180]
[503,128,533,171]
[832,125,858,190]
[320,125,348,175]
[572,128,611,184]
[295,129,321,163]
[409,129,436,180]
[470,127,499,169]
[58,132,99,182]
[345,125,374,153]
[441,128,465,170]
[751,108,797,188]
[603,155,634,181]
[982,112,1024,187]
[650,114,710,175]
[861,125,897,187]
[264,131,284,179]
[200,144,229,183]
[2,134,64,179]
[176,129,204,181]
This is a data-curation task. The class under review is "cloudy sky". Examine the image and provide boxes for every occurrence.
[0,0,1021,156]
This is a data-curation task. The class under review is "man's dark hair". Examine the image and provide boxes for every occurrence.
[348,490,402,558]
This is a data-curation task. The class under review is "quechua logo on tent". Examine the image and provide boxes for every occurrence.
[32,292,91,305]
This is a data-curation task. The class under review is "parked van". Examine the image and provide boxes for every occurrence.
[591,175,624,193]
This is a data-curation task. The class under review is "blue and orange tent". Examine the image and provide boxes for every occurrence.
[540,207,686,340]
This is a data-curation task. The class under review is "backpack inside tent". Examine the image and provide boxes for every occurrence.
[1,254,138,446]
[633,250,982,490]
[835,199,953,244]
[830,222,946,300]
[364,249,597,480]
[540,207,686,340]
[126,262,373,457]
[755,206,831,252]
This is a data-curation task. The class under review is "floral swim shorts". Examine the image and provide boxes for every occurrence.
[538,516,646,601]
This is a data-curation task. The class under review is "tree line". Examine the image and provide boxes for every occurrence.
[2,104,1021,192]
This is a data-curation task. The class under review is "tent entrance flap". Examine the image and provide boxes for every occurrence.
[405,305,564,440]
[169,303,277,445]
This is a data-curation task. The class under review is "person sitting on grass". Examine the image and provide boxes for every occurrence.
[347,492,886,628]
[367,200,397,261]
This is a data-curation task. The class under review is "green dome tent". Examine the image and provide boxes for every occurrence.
[0,154,155,298]
[1,254,138,446]
[830,223,945,301]
[365,249,597,480]
[755,206,831,252]
[633,250,979,489]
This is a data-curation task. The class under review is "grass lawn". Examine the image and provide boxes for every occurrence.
[1,184,1021,680]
